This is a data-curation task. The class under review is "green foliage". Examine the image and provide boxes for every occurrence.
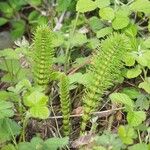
[99,7,115,21]
[110,93,134,110]
[139,79,150,94]
[32,25,55,86]
[95,131,123,150]
[0,118,21,143]
[18,136,68,150]
[59,73,71,136]
[0,48,29,83]
[23,91,50,119]
[127,111,146,127]
[130,0,150,14]
[128,143,149,150]
[76,0,97,13]
[81,33,129,132]
[0,0,150,149]
[0,101,14,119]
[118,125,137,145]
[96,27,113,38]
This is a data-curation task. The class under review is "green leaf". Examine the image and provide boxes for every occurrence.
[24,91,50,119]
[70,32,88,46]
[76,0,97,13]
[118,125,137,144]
[26,0,42,6]
[112,7,130,30]
[88,38,100,49]
[112,16,129,30]
[95,0,110,8]
[45,137,69,150]
[28,10,40,23]
[0,17,8,26]
[95,131,123,149]
[29,106,50,119]
[69,73,83,85]
[18,137,44,150]
[122,87,140,99]
[136,51,150,67]
[126,66,142,79]
[18,142,34,150]
[1,144,16,150]
[96,27,113,38]
[0,48,19,59]
[57,0,72,12]
[23,91,48,107]
[8,79,31,94]
[11,20,25,39]
[128,143,148,150]
[89,16,104,32]
[99,7,115,21]
[0,118,21,142]
[123,24,138,37]
[0,2,14,17]
[123,52,135,66]
[135,94,150,110]
[139,80,150,94]
[143,38,150,49]
[109,93,134,109]
[130,0,150,14]
[127,111,146,126]
[0,101,14,119]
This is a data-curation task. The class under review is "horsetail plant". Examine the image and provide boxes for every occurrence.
[32,25,54,86]
[59,73,71,136]
[81,33,130,133]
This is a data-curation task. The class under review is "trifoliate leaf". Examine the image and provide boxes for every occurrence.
[96,27,113,38]
[76,0,97,13]
[99,7,115,21]
[127,111,146,126]
[23,91,48,107]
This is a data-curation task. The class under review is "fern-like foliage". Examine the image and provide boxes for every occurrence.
[32,25,54,86]
[59,73,71,136]
[81,33,130,132]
